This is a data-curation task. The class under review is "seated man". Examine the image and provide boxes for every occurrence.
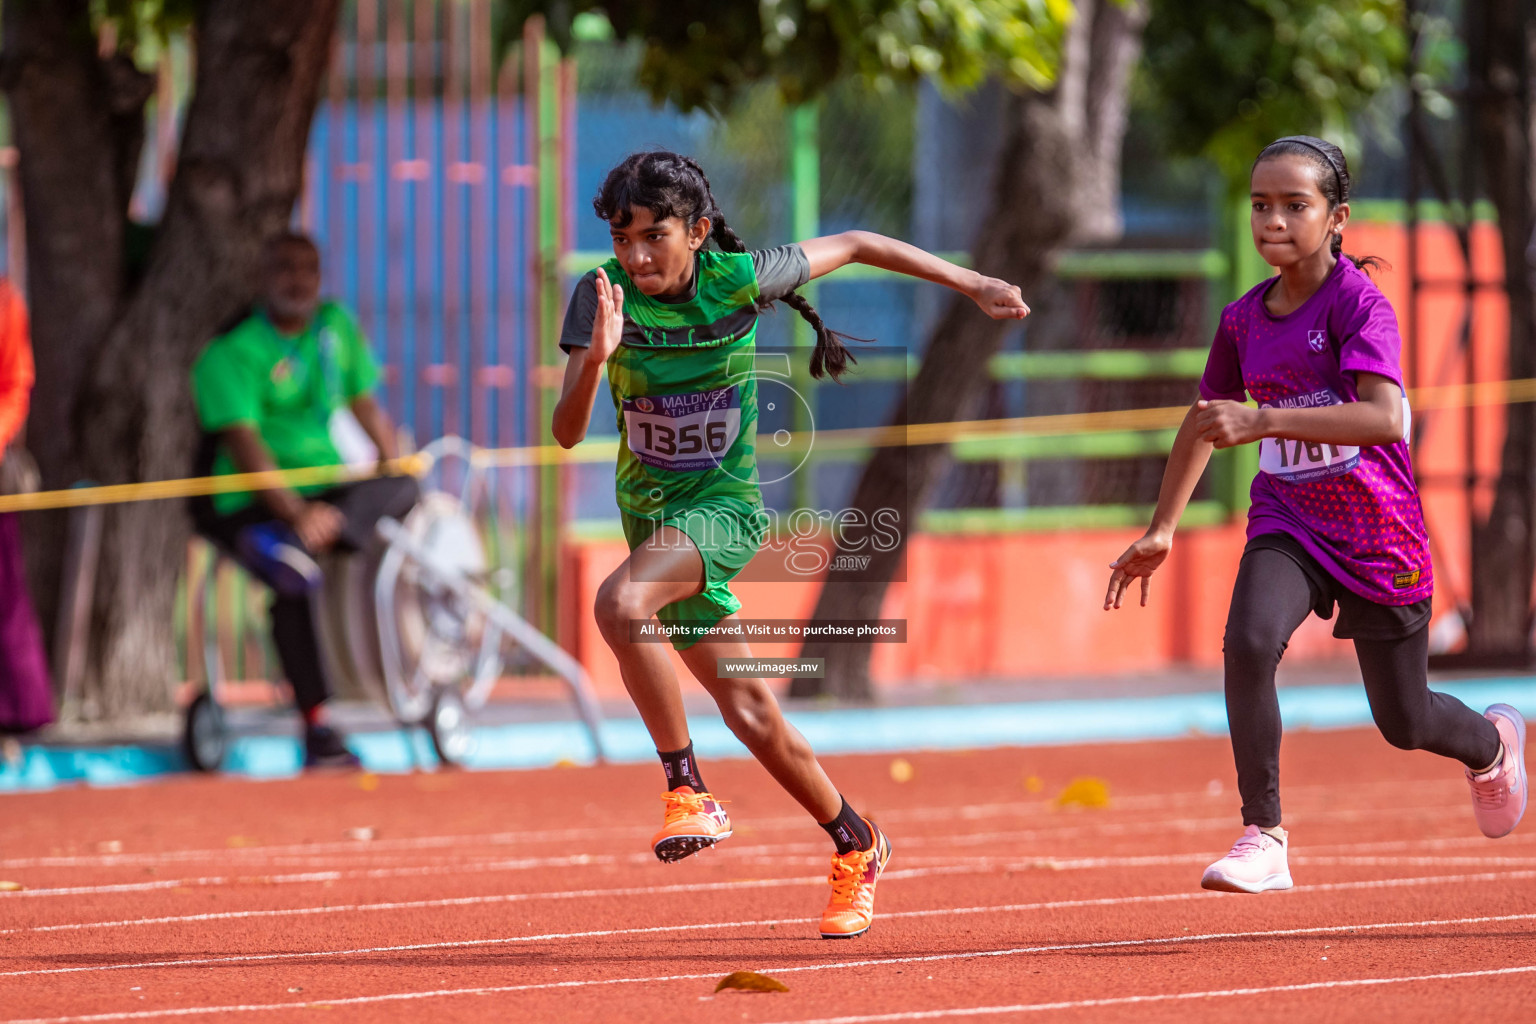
[191,232,418,768]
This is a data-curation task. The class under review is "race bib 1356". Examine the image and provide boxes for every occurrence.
[622,385,741,472]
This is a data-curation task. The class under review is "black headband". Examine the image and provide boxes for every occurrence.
[1265,136,1345,196]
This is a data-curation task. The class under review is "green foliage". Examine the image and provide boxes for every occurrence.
[1137,0,1410,187]
[89,0,198,67]
[501,0,1072,112]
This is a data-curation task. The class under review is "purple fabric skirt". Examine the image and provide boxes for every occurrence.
[0,512,53,733]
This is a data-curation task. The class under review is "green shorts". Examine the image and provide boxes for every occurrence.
[620,496,766,650]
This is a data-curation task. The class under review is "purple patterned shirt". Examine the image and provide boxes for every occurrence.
[1200,257,1432,605]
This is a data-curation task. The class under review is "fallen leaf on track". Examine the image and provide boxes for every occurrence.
[715,971,789,993]
[0,881,23,892]
[889,757,915,783]
[1053,776,1111,809]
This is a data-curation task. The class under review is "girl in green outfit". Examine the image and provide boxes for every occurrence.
[552,150,1027,937]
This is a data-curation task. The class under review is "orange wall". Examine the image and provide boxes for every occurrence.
[560,527,1356,699]
[558,222,1515,697]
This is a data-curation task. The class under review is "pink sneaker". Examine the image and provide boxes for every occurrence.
[1200,825,1293,893]
[1466,704,1528,839]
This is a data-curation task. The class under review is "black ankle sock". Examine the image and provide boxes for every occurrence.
[658,742,705,792]
[820,797,874,855]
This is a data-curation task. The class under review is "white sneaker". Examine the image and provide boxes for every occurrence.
[1467,704,1528,839]
[1201,825,1293,893]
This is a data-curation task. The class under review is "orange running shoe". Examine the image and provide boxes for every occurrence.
[650,786,732,862]
[819,819,893,939]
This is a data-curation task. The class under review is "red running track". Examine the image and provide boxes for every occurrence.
[2,727,1535,1022]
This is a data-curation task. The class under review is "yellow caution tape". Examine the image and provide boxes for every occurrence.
[1,376,1531,514]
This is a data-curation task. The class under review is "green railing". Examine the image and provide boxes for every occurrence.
[559,241,1238,538]
[559,105,1251,540]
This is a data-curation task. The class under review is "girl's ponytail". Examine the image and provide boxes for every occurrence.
[680,156,871,382]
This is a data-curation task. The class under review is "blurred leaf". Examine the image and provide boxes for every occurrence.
[1054,776,1111,808]
[715,970,790,993]
[1137,0,1409,186]
[90,0,198,68]
[496,0,1073,112]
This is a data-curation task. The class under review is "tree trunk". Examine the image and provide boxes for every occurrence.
[1468,0,1536,659]
[794,0,1147,699]
[1,0,133,650]
[5,0,341,718]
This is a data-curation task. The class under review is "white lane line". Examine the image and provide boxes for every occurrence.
[7,826,1520,895]
[0,776,1463,871]
[0,852,1196,902]
[6,807,1511,903]
[7,910,1536,1023]
[7,821,1533,935]
[0,799,1135,870]
[754,965,1536,1024]
[0,852,640,899]
[4,868,1534,977]
[1297,855,1536,867]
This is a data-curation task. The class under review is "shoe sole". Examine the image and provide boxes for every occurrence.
[820,824,892,939]
[653,830,732,863]
[1483,704,1527,838]
[1200,868,1293,894]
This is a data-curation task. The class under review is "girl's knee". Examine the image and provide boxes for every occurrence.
[720,686,785,749]
[1223,622,1288,673]
[1374,711,1428,751]
[594,577,646,643]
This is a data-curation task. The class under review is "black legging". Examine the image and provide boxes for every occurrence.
[1224,546,1501,827]
[203,475,420,713]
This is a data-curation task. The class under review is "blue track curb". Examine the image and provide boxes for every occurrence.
[4,676,1534,792]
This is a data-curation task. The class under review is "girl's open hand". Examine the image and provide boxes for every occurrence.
[1194,399,1264,448]
[971,275,1030,320]
[589,268,625,364]
[1105,532,1172,609]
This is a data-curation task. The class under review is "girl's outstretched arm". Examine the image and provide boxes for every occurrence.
[797,231,1029,320]
[1104,403,1215,610]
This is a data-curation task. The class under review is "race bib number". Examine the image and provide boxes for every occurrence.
[623,385,741,472]
[1259,435,1361,482]
[1258,391,1411,483]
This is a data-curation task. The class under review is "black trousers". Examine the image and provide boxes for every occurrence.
[1224,542,1501,828]
[201,476,420,712]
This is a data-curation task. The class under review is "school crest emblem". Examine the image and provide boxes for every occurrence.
[1307,330,1327,353]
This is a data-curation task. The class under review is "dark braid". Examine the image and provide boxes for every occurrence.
[595,150,872,382]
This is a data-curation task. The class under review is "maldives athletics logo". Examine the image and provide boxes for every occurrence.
[1307,330,1327,353]
[634,397,655,413]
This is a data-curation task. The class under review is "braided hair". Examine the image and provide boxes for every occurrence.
[593,150,870,381]
[1252,136,1386,275]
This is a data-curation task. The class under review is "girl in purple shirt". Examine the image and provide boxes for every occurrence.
[1104,136,1527,894]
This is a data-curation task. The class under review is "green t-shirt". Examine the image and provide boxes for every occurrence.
[191,302,380,514]
[559,247,811,518]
